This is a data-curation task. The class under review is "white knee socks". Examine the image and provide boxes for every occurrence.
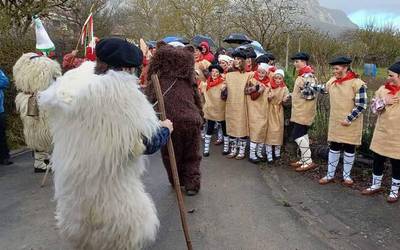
[295,135,312,165]
[370,174,383,190]
[249,142,257,160]
[326,149,340,179]
[204,135,211,155]
[389,178,400,199]
[343,152,355,181]
[265,145,273,162]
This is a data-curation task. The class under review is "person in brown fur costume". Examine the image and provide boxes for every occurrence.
[146,42,204,196]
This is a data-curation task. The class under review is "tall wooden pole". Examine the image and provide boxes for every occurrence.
[285,33,290,70]
[150,74,193,250]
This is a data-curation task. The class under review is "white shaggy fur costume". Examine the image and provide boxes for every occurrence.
[39,61,160,250]
[13,53,61,170]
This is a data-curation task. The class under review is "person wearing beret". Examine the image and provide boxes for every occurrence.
[224,48,253,160]
[362,62,400,203]
[245,63,272,164]
[289,52,319,172]
[255,53,276,66]
[201,64,229,156]
[318,56,367,186]
[94,38,173,154]
[38,37,172,249]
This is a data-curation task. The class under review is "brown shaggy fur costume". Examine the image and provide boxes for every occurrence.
[147,42,204,192]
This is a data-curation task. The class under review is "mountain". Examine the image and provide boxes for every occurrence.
[301,0,358,35]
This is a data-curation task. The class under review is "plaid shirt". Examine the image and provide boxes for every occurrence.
[347,84,368,123]
[305,83,368,123]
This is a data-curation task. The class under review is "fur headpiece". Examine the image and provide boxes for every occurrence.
[148,43,195,81]
[13,53,61,93]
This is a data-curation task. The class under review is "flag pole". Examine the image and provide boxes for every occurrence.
[69,4,95,64]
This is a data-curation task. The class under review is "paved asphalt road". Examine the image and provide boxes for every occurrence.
[0,146,398,250]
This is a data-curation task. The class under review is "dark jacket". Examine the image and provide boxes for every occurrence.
[144,127,170,155]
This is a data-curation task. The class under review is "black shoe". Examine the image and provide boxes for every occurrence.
[34,168,47,173]
[258,156,267,162]
[203,152,210,157]
[222,150,229,155]
[0,159,13,165]
[186,190,199,196]
[249,157,261,164]
[275,156,281,161]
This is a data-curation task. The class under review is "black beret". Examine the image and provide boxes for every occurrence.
[291,52,310,61]
[265,52,275,61]
[245,47,257,59]
[96,37,143,68]
[232,48,247,59]
[208,64,224,74]
[329,56,352,66]
[255,53,275,64]
[388,62,400,74]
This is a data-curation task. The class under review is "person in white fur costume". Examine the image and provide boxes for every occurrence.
[13,53,61,172]
[39,38,172,250]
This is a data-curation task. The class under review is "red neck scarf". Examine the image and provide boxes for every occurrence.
[298,65,314,76]
[206,76,224,91]
[270,79,286,89]
[254,71,270,87]
[334,71,358,84]
[385,82,400,95]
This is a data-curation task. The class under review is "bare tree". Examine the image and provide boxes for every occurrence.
[0,0,70,35]
[228,0,306,50]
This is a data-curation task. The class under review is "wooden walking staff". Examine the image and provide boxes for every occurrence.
[150,74,193,250]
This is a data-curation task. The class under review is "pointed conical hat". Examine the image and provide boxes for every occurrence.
[34,17,55,53]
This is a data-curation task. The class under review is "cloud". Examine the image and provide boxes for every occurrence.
[319,0,400,15]
[349,10,400,29]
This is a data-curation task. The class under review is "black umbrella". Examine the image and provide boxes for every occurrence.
[223,33,252,44]
[192,35,216,48]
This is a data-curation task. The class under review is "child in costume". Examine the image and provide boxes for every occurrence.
[289,52,318,172]
[224,49,253,160]
[265,69,290,163]
[362,62,400,203]
[245,63,271,164]
[201,64,228,156]
[317,56,367,186]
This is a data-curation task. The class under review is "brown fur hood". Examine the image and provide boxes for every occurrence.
[147,43,195,81]
[146,42,203,125]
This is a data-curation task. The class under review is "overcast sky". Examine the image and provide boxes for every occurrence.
[319,0,400,28]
